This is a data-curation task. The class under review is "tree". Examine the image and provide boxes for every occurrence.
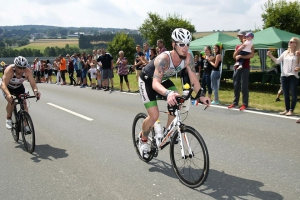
[139,13,196,50]
[107,33,136,65]
[262,0,300,34]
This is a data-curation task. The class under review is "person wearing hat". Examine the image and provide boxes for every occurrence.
[58,54,67,85]
[228,30,254,111]
[235,32,254,70]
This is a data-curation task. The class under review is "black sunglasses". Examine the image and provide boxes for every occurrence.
[289,41,296,43]
[17,66,26,69]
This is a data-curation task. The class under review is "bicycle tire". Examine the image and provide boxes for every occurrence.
[20,111,35,153]
[170,125,209,188]
[11,110,19,142]
[132,113,156,162]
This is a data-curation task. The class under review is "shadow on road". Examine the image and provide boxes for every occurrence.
[29,144,69,163]
[148,158,177,179]
[148,159,283,200]
[197,169,283,200]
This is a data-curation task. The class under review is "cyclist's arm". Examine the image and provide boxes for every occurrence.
[152,54,171,96]
[26,68,40,97]
[185,53,201,93]
[0,66,13,101]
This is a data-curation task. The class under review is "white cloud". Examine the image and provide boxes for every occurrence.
[0,0,296,32]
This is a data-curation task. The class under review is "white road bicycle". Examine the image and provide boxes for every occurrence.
[132,86,209,188]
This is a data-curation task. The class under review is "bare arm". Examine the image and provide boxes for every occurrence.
[209,54,222,68]
[152,54,169,96]
[185,53,201,93]
[0,66,13,98]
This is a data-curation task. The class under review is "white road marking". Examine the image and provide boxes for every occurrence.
[209,104,299,120]
[47,103,94,121]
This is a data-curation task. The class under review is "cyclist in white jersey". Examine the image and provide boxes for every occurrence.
[138,28,211,159]
[1,56,41,129]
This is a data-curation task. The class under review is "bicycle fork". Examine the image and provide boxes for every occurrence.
[178,126,194,159]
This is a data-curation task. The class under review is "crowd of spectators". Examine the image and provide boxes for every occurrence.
[1,34,299,123]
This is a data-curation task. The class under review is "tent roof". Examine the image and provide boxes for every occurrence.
[190,31,236,51]
[223,27,300,50]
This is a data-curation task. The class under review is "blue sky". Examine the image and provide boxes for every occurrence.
[0,0,296,32]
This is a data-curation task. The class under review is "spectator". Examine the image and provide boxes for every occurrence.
[42,60,47,83]
[201,46,213,99]
[96,49,103,89]
[86,54,93,86]
[116,50,131,92]
[150,48,157,61]
[75,53,82,86]
[267,37,300,116]
[228,30,254,111]
[209,44,222,105]
[194,54,201,81]
[34,57,41,83]
[53,57,60,85]
[155,47,160,55]
[133,45,145,92]
[88,63,97,89]
[143,42,151,62]
[46,60,53,84]
[80,55,88,88]
[58,54,67,85]
[68,55,76,85]
[157,39,167,54]
[235,32,254,70]
[97,48,114,91]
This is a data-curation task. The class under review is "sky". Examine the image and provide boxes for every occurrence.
[0,0,296,32]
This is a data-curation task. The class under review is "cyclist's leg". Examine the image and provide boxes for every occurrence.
[162,79,178,128]
[142,106,159,140]
[139,76,158,140]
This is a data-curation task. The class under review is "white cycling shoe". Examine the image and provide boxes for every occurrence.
[6,119,12,129]
[139,138,149,159]
[24,126,31,134]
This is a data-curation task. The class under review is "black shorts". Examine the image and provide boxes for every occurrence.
[2,84,25,98]
[138,73,177,109]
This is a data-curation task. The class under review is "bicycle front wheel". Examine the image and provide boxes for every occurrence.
[11,110,19,142]
[20,111,35,153]
[132,113,156,162]
[170,126,209,188]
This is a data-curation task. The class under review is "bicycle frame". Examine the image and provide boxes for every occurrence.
[151,103,193,160]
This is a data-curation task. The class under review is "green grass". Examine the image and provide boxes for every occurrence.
[1,71,299,115]
[14,38,79,52]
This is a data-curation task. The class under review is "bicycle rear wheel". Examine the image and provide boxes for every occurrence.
[170,126,209,188]
[20,111,35,153]
[11,110,19,142]
[132,113,156,162]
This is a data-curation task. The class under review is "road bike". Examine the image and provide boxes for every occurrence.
[11,92,38,153]
[132,86,209,188]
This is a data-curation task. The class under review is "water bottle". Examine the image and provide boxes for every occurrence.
[181,83,191,112]
[154,120,163,146]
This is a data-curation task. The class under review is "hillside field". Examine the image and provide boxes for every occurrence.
[14,38,79,52]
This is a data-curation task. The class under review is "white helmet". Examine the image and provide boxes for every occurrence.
[171,28,192,44]
[14,56,28,68]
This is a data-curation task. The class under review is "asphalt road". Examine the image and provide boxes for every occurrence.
[0,82,299,200]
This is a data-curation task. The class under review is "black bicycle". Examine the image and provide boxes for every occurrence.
[132,86,209,188]
[11,92,39,153]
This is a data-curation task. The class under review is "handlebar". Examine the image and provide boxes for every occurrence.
[12,92,39,104]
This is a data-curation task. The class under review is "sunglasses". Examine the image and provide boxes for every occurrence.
[17,66,26,69]
[289,41,296,43]
[176,43,190,47]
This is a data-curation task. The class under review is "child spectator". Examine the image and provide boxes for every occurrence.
[88,63,97,89]
[235,32,254,70]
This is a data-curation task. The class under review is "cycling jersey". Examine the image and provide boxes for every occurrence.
[142,51,185,80]
[7,66,26,89]
[139,51,185,108]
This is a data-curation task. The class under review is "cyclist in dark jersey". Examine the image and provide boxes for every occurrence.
[138,28,211,159]
[1,56,41,129]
